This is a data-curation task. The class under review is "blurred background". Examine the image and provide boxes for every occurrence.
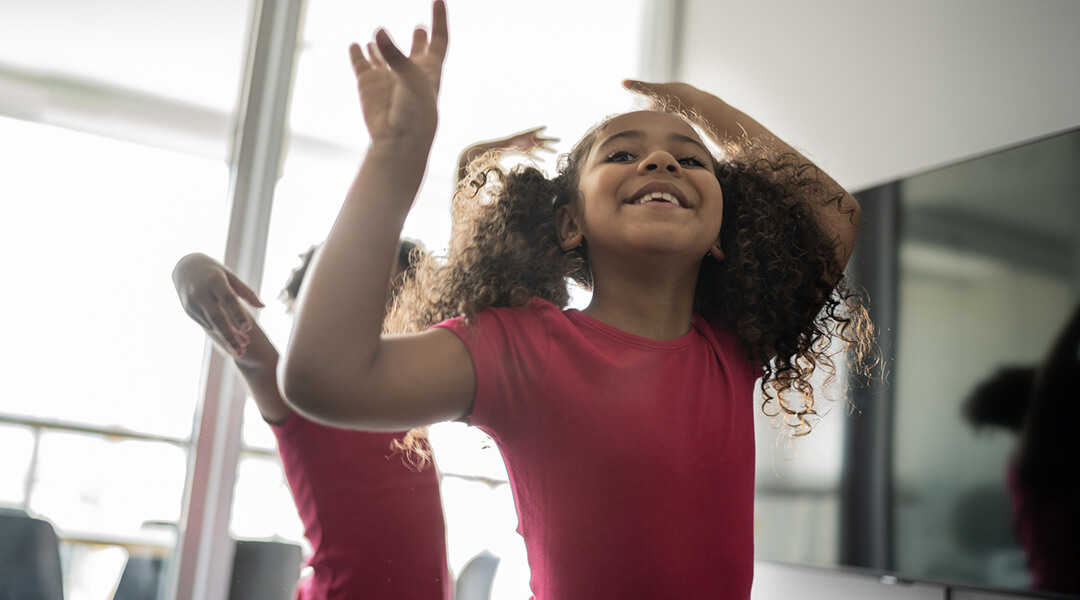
[0,0,1077,599]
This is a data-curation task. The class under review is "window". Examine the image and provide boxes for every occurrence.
[0,0,252,597]
[1,1,660,598]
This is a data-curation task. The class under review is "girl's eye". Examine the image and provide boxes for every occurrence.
[679,156,707,168]
[606,150,634,163]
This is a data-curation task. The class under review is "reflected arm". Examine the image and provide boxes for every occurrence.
[172,253,292,423]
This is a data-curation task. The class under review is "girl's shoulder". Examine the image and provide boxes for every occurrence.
[476,295,563,322]
[695,313,765,376]
[435,296,561,338]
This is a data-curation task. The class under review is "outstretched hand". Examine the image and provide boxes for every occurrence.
[456,126,559,184]
[623,79,713,114]
[487,126,560,157]
[624,79,753,141]
[173,254,265,358]
[349,0,448,147]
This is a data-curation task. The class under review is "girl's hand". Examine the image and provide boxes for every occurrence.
[349,0,448,148]
[623,80,716,112]
[173,254,265,358]
[456,126,559,182]
[486,125,560,157]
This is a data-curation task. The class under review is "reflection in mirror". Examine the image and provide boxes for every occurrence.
[894,128,1080,596]
[754,127,1080,598]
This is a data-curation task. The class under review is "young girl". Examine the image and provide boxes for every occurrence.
[173,240,450,600]
[283,2,872,598]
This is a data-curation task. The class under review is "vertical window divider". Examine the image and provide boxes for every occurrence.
[169,0,303,598]
[637,0,683,82]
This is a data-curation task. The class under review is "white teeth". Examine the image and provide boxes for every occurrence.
[634,191,681,206]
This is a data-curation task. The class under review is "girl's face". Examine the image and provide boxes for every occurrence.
[563,111,724,265]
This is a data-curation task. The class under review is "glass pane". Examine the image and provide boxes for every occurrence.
[229,453,304,545]
[30,431,186,534]
[0,424,35,506]
[63,544,129,600]
[241,400,279,452]
[0,116,230,439]
[1,1,260,598]
[439,477,529,598]
[753,387,844,566]
[893,129,1080,592]
[429,422,509,482]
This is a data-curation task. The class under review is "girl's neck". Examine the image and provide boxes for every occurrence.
[583,257,700,341]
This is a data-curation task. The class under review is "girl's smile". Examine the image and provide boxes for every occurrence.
[565,111,724,261]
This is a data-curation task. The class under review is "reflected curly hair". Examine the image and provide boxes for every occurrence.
[387,109,875,436]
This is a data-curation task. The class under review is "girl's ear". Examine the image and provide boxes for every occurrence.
[709,240,725,261]
[556,205,584,250]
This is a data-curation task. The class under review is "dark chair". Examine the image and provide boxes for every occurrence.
[227,539,303,600]
[113,520,176,600]
[455,551,500,600]
[113,555,168,600]
[0,511,65,600]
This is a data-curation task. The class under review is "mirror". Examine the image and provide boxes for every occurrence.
[754,127,1080,598]
[892,127,1080,595]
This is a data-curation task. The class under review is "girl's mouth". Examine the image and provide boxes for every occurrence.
[631,191,682,207]
[625,181,690,208]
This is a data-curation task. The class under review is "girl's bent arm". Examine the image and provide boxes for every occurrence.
[625,80,861,274]
[282,1,475,430]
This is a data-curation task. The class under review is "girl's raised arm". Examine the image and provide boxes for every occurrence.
[624,80,861,274]
[282,1,475,431]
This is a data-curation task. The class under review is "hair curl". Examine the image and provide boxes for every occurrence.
[388,109,876,436]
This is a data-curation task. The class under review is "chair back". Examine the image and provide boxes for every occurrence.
[227,539,303,600]
[0,512,65,600]
[455,551,500,600]
[114,555,168,600]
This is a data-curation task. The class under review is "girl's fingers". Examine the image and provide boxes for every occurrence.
[623,79,668,101]
[226,271,265,308]
[367,42,388,70]
[206,308,249,352]
[374,29,409,68]
[410,27,429,57]
[209,330,245,358]
[348,43,370,76]
[219,294,251,333]
[429,0,448,59]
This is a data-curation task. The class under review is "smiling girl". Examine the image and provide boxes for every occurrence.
[282,2,873,598]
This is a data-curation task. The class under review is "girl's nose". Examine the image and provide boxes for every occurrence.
[638,151,681,174]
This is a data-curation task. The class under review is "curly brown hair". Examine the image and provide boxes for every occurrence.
[387,109,875,436]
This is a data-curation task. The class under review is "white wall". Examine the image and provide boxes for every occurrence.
[675,0,1080,190]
